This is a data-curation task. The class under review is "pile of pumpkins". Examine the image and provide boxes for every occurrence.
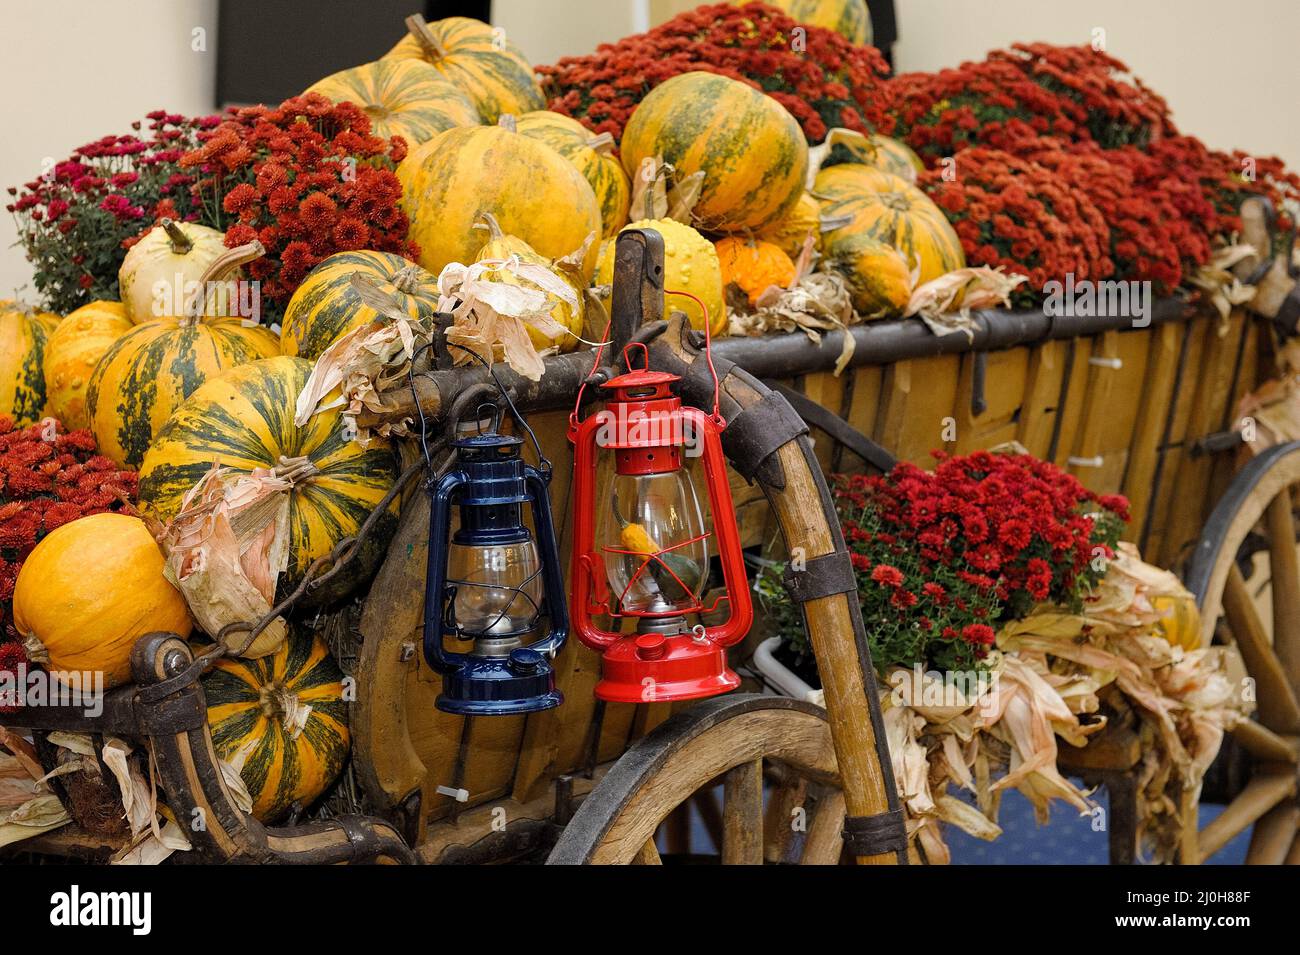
[0,7,968,825]
[300,13,966,332]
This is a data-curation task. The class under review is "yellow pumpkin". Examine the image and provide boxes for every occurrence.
[714,237,797,306]
[305,58,480,145]
[43,301,133,429]
[1151,594,1202,651]
[620,72,809,233]
[821,233,912,317]
[0,300,60,426]
[597,219,727,336]
[88,243,280,468]
[814,165,965,286]
[13,512,192,689]
[732,0,873,45]
[475,214,584,352]
[757,191,825,260]
[514,111,631,238]
[384,14,545,123]
[118,218,230,324]
[399,122,601,279]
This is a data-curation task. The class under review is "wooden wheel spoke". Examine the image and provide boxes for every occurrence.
[1223,566,1300,733]
[800,789,847,865]
[1198,769,1297,862]
[1244,800,1300,865]
[1267,492,1300,695]
[721,759,764,865]
[1287,829,1300,865]
[762,770,808,864]
[632,838,663,865]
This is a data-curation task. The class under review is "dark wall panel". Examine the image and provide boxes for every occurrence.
[216,0,491,107]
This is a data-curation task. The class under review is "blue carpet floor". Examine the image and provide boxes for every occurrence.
[945,779,1251,864]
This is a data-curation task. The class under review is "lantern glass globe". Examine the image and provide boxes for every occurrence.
[598,467,709,614]
[447,536,544,653]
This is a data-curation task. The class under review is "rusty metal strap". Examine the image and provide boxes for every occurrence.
[137,690,209,736]
[766,381,896,474]
[782,551,857,603]
[841,809,909,857]
[720,390,809,485]
[1274,285,1300,338]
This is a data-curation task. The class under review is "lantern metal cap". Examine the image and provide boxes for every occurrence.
[435,648,563,715]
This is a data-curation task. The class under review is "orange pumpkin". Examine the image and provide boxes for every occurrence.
[714,237,797,306]
[14,512,192,688]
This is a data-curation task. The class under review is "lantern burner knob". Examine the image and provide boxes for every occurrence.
[634,633,667,660]
[508,647,545,674]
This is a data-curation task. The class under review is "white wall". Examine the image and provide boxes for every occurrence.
[894,0,1300,170]
[494,0,648,66]
[1,0,217,304]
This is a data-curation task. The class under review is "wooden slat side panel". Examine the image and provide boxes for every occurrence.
[1122,323,1183,544]
[1050,338,1094,470]
[876,356,961,465]
[1154,316,1241,569]
[1017,340,1068,460]
[952,348,1029,454]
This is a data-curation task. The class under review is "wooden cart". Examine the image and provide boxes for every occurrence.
[5,230,1298,865]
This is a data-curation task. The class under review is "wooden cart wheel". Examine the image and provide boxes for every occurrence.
[547,695,847,864]
[1186,440,1300,864]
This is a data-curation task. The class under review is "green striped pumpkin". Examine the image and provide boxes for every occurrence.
[514,111,631,238]
[281,251,441,361]
[0,300,60,426]
[384,15,544,124]
[138,356,399,606]
[620,72,808,233]
[306,58,481,146]
[86,319,280,469]
[203,627,349,822]
[814,165,965,286]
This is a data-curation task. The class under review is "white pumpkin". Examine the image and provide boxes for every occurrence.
[118,219,231,323]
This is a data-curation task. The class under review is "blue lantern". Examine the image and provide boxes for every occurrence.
[422,408,568,716]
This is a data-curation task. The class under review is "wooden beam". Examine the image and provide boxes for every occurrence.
[801,789,847,865]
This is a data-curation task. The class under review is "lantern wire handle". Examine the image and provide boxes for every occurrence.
[570,313,613,430]
[442,341,552,480]
[569,289,723,428]
[407,340,441,474]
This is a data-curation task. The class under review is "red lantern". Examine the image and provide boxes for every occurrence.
[568,344,753,703]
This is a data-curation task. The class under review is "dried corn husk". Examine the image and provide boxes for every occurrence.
[627,155,704,225]
[156,461,299,658]
[293,273,434,447]
[439,256,580,382]
[0,726,69,847]
[905,266,1027,339]
[810,537,1238,863]
[729,270,859,374]
[1188,243,1259,331]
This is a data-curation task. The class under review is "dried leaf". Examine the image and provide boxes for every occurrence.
[157,463,295,657]
[0,794,69,847]
[102,737,154,839]
[905,267,1028,339]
